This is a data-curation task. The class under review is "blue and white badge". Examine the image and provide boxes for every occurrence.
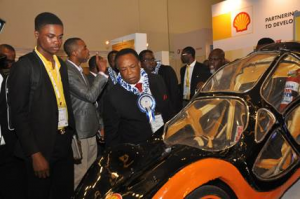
[137,93,156,122]
[117,69,157,122]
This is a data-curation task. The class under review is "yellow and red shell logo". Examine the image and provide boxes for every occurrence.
[233,12,251,32]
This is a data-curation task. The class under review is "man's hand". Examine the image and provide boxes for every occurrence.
[96,54,108,73]
[31,152,50,178]
[196,81,205,90]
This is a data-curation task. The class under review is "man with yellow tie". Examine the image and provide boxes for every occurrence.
[180,46,211,107]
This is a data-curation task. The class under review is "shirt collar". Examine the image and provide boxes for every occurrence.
[90,71,97,77]
[34,47,61,71]
[67,60,83,73]
[189,60,196,68]
[129,76,144,87]
[34,47,60,69]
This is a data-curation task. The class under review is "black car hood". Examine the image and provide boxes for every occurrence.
[74,140,168,198]
[74,139,242,199]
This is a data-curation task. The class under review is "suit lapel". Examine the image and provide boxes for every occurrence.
[67,60,90,87]
[191,62,199,85]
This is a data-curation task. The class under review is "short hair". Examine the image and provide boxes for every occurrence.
[210,48,225,59]
[88,55,97,71]
[257,38,275,47]
[182,46,195,58]
[107,50,118,60]
[35,12,63,31]
[138,49,153,61]
[115,48,139,69]
[0,44,15,53]
[63,37,81,57]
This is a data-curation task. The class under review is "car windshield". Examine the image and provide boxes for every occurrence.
[202,52,278,93]
[163,97,248,151]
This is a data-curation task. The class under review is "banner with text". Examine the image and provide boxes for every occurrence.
[212,0,300,59]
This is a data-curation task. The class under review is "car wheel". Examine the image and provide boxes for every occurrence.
[186,185,231,199]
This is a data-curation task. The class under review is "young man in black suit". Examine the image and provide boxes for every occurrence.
[103,48,174,148]
[180,46,211,106]
[139,49,182,113]
[8,12,75,198]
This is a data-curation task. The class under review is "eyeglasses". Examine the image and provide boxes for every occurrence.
[181,53,189,56]
[142,58,155,63]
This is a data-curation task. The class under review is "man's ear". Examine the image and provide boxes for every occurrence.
[71,48,78,57]
[222,58,226,65]
[34,31,39,39]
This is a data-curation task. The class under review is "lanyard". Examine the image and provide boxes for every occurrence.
[116,69,150,96]
[36,53,62,102]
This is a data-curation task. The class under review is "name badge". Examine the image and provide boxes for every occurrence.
[58,107,68,128]
[150,114,164,133]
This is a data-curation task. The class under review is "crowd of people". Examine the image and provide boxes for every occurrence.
[0,12,275,199]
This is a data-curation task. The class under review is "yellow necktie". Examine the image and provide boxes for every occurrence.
[186,65,190,87]
[185,65,190,100]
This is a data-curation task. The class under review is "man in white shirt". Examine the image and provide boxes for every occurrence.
[180,46,211,107]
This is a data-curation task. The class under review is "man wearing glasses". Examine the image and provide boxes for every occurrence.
[139,49,181,113]
[180,46,211,107]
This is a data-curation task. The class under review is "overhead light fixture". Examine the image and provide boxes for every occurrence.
[105,40,110,45]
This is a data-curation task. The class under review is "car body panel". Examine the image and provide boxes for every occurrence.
[153,158,300,199]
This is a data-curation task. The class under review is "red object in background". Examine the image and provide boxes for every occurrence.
[163,94,168,100]
[279,69,300,111]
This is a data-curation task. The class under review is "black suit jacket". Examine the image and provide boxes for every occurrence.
[103,74,174,147]
[158,65,182,112]
[180,61,211,100]
[0,75,18,165]
[8,51,75,160]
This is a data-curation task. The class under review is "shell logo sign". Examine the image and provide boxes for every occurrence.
[213,6,253,41]
[233,12,251,32]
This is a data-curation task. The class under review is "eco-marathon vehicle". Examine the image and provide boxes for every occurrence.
[74,42,300,199]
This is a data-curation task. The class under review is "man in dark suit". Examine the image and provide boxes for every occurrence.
[8,12,75,198]
[103,48,174,148]
[208,48,227,74]
[64,38,108,188]
[139,49,182,113]
[107,50,118,73]
[180,46,211,106]
[0,53,27,199]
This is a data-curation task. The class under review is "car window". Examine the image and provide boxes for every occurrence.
[253,130,298,180]
[202,52,277,93]
[255,108,276,143]
[261,54,300,113]
[163,97,248,151]
[285,105,300,144]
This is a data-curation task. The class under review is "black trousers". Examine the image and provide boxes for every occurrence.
[25,132,74,199]
[0,156,27,199]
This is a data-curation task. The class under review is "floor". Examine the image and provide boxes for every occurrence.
[282,179,300,199]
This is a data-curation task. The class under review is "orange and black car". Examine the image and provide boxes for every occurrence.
[74,42,300,199]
